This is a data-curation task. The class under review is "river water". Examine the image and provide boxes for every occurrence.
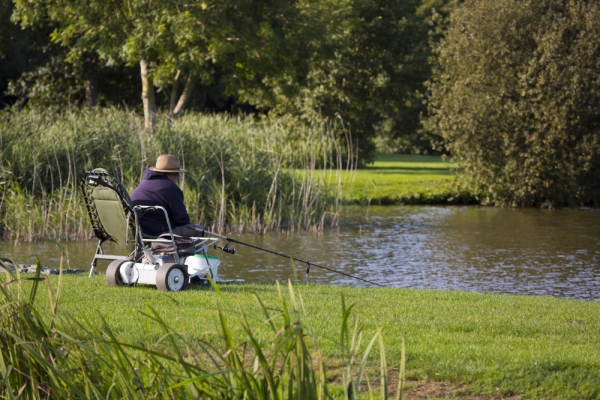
[2,206,599,300]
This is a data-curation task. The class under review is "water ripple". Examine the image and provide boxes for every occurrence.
[2,206,599,300]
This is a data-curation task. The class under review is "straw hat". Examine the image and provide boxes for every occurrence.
[149,154,186,173]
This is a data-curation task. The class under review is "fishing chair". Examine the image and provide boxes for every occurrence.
[81,168,215,283]
[82,168,223,290]
[81,168,141,277]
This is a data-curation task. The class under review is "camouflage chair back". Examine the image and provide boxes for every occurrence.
[81,168,140,277]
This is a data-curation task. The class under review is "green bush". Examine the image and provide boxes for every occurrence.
[427,0,600,207]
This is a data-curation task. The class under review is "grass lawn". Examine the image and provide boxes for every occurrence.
[317,154,471,205]
[3,154,595,398]
[25,274,600,399]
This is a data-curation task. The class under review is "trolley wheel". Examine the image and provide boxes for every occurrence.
[106,259,127,287]
[156,263,189,291]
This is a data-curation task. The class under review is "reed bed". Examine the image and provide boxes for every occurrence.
[0,262,404,399]
[0,108,355,242]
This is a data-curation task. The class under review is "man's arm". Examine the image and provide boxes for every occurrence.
[168,185,192,227]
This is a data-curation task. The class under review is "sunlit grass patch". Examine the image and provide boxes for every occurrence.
[314,153,470,205]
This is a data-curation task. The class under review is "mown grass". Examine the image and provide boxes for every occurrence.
[19,273,600,399]
[312,154,474,206]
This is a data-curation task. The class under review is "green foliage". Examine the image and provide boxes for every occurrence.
[337,0,430,156]
[7,0,447,160]
[0,1,59,108]
[9,0,342,111]
[0,108,352,239]
[256,0,439,160]
[7,52,84,106]
[427,0,600,207]
[6,51,142,110]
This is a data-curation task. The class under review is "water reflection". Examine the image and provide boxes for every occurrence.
[2,206,599,300]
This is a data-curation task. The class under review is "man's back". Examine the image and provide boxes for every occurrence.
[130,169,191,236]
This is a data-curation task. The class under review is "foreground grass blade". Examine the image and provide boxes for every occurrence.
[396,335,406,400]
[2,269,402,398]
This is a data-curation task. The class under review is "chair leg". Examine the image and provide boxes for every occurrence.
[89,239,103,278]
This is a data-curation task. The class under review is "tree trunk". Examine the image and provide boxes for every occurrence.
[85,75,98,109]
[83,52,98,109]
[140,59,157,134]
[168,70,182,119]
[169,71,196,119]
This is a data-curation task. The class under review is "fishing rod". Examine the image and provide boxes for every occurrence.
[196,228,385,287]
[199,228,385,288]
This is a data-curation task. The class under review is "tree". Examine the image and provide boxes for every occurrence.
[11,0,222,131]
[427,0,600,207]
[0,1,56,109]
[244,0,438,161]
[9,0,450,162]
[338,0,431,156]
[11,0,324,133]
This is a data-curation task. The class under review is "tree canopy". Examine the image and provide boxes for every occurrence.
[4,0,442,160]
[427,0,600,207]
[11,0,308,130]
[4,0,600,206]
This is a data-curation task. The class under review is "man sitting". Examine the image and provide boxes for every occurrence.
[130,154,203,238]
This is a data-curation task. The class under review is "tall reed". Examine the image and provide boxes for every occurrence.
[0,108,355,241]
[0,263,404,398]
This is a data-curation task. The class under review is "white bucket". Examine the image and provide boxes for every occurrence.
[184,254,220,280]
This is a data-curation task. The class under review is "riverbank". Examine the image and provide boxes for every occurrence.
[332,153,477,205]
[20,274,600,399]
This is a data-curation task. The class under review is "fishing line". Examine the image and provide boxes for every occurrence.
[201,229,386,288]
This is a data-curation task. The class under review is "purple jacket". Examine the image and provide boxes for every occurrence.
[129,169,191,236]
